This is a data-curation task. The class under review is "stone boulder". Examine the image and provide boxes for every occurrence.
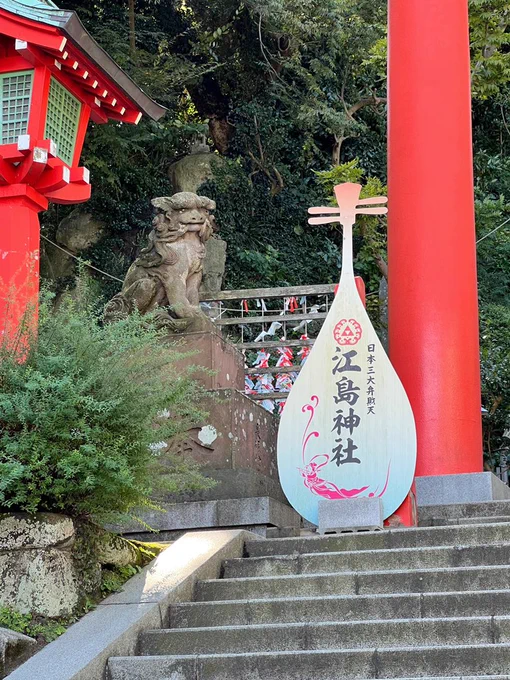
[0,627,37,678]
[41,210,104,283]
[0,514,152,619]
[201,236,227,295]
[55,210,104,254]
[40,240,75,280]
[169,151,216,194]
[92,527,141,568]
[0,513,74,551]
[0,514,78,618]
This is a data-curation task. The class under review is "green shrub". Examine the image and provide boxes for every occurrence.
[100,564,140,597]
[0,280,211,521]
[0,606,68,642]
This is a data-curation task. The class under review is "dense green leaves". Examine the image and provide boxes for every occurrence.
[470,0,510,99]
[0,283,210,519]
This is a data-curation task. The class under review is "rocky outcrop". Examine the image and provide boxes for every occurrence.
[0,627,36,678]
[0,514,149,618]
[55,210,104,254]
[78,523,142,569]
[40,210,104,283]
[0,514,78,617]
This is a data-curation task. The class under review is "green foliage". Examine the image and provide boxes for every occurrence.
[0,280,211,520]
[470,0,510,99]
[201,157,342,289]
[41,0,390,301]
[100,564,141,597]
[474,169,510,460]
[480,304,510,466]
[0,606,69,643]
[185,0,387,159]
[475,194,510,304]
[315,160,388,291]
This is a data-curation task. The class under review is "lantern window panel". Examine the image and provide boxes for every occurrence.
[45,78,82,166]
[0,71,33,145]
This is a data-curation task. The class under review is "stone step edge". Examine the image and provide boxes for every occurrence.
[108,645,510,680]
[246,520,510,548]
[420,518,510,527]
[420,499,510,512]
[176,588,510,607]
[225,541,510,564]
[202,562,509,587]
[174,587,510,608]
[111,641,510,662]
[143,613,508,634]
[269,519,510,537]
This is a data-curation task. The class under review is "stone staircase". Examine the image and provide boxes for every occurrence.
[107,500,510,679]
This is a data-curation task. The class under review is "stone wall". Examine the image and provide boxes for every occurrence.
[0,514,78,618]
[0,514,149,619]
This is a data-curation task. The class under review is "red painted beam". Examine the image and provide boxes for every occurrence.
[72,104,91,167]
[0,12,65,52]
[387,0,483,476]
[27,65,51,139]
[0,55,33,73]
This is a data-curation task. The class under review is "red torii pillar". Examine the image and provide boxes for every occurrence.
[387,0,483,477]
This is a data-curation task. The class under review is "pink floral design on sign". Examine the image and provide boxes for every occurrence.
[297,396,391,500]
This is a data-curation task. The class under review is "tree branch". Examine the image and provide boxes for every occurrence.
[347,95,387,119]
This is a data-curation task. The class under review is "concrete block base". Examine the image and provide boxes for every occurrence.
[416,472,510,507]
[111,497,301,538]
[317,498,383,534]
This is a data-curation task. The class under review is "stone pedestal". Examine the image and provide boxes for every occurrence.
[163,388,284,504]
[109,497,300,540]
[171,331,244,391]
[416,472,510,507]
[132,330,295,534]
[317,498,383,534]
[162,330,287,505]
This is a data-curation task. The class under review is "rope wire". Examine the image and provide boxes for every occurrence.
[476,215,510,245]
[41,234,124,283]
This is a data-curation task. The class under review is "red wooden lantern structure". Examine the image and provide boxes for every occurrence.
[0,0,165,339]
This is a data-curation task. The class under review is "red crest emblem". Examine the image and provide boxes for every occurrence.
[333,318,362,345]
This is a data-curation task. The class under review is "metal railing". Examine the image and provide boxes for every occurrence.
[200,283,337,413]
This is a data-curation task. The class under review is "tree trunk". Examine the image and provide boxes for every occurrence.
[332,135,344,166]
[128,0,136,58]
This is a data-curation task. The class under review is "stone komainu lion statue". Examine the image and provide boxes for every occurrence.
[104,192,216,332]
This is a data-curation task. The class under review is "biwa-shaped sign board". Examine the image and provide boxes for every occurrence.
[277,183,417,523]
